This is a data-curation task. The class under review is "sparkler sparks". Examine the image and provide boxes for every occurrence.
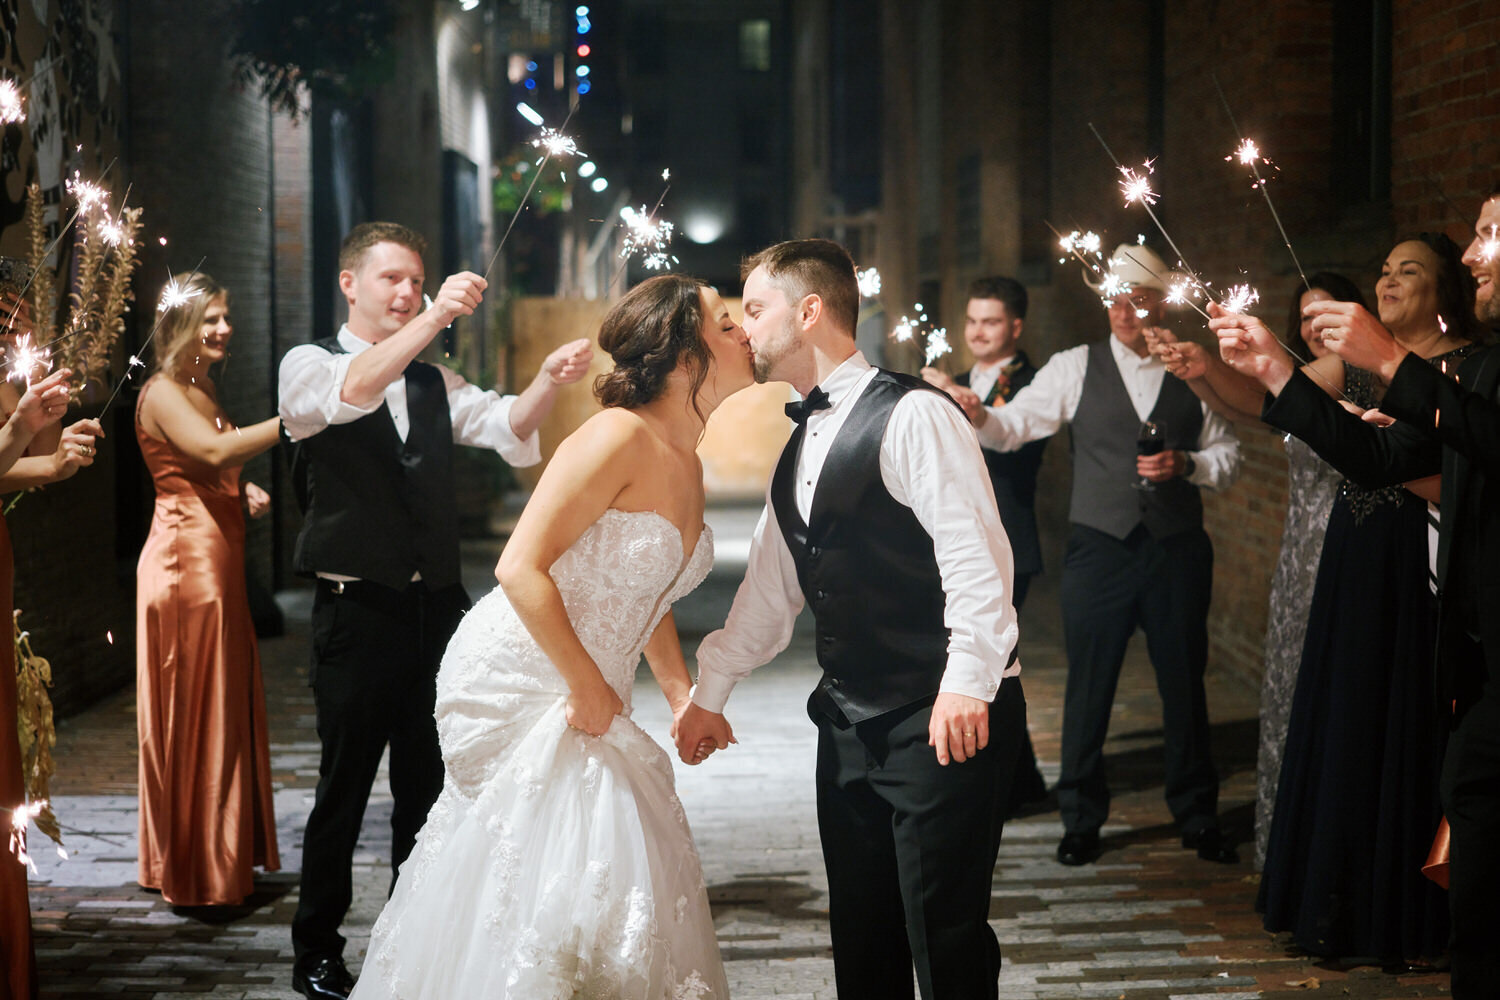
[618,206,678,271]
[157,278,200,313]
[1118,162,1158,207]
[1233,138,1260,167]
[530,127,581,161]
[1220,283,1261,315]
[7,333,51,385]
[857,267,882,298]
[65,172,109,215]
[923,328,952,365]
[0,78,24,124]
[1479,224,1500,264]
[98,218,127,247]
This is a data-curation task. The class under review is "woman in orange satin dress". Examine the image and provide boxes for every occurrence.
[0,360,81,1000]
[135,274,282,906]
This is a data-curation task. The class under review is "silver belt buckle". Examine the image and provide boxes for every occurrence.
[332,580,345,595]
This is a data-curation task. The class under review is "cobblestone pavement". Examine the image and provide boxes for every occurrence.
[27,506,1452,998]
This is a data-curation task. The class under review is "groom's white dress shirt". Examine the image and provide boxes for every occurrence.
[693,351,1022,713]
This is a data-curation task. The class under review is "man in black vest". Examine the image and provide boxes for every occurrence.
[979,244,1242,867]
[676,239,1027,999]
[1213,186,1500,996]
[278,222,591,999]
[923,276,1051,810]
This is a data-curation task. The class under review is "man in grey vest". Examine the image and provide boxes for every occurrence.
[278,222,591,999]
[978,244,1241,866]
[677,239,1027,999]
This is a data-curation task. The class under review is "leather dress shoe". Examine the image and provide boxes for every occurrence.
[1056,831,1101,866]
[1181,827,1239,864]
[293,956,355,1000]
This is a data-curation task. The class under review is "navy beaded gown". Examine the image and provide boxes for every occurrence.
[1257,355,1463,962]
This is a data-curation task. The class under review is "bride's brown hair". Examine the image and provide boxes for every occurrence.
[594,274,713,415]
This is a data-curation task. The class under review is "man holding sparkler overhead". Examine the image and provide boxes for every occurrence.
[977,244,1241,867]
[676,238,1028,1000]
[1213,184,1500,998]
[278,222,591,1000]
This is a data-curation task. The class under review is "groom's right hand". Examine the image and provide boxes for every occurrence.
[674,702,735,765]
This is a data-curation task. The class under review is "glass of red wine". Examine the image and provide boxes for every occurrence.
[1135,420,1165,491]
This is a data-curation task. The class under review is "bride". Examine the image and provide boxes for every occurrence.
[349,274,752,999]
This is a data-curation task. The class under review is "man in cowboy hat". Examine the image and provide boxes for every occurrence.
[974,243,1242,866]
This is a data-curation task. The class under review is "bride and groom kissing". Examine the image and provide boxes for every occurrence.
[334,237,1029,1000]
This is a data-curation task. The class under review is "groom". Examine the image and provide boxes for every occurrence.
[676,238,1027,999]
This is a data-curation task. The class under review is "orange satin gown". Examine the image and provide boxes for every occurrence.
[135,375,278,905]
[1,512,37,999]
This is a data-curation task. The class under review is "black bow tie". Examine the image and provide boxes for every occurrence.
[785,386,832,425]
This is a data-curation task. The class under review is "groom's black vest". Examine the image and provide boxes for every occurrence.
[771,370,957,724]
[291,336,461,590]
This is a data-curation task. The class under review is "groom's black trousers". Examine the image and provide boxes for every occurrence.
[813,677,1025,1000]
[291,578,468,966]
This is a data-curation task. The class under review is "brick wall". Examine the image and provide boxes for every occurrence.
[858,0,1500,689]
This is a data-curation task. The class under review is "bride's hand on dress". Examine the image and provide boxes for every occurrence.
[566,677,624,736]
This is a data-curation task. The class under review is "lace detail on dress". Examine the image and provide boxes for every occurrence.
[1336,352,1474,525]
[352,509,726,1000]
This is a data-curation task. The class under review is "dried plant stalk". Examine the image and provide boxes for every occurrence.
[24,184,56,347]
[12,610,60,847]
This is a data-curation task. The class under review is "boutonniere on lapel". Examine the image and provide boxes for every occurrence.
[986,358,1026,405]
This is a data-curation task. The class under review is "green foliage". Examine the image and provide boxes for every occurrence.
[494,146,572,217]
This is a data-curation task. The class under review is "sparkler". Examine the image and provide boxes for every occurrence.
[97,260,206,418]
[1478,224,1499,264]
[482,107,581,284]
[5,333,52,386]
[0,78,24,125]
[64,171,110,216]
[887,303,949,363]
[923,327,952,364]
[1214,75,1310,287]
[610,169,678,288]
[857,267,881,298]
[1220,283,1261,316]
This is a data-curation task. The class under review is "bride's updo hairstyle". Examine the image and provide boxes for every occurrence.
[594,273,713,414]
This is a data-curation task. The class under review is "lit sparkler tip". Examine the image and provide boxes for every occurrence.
[127,355,143,369]
[1118,162,1158,206]
[531,127,582,159]
[1232,138,1261,166]
[8,334,52,385]
[923,328,952,365]
[1221,283,1261,315]
[98,219,127,247]
[856,267,882,298]
[0,78,25,125]
[65,172,110,215]
[661,168,671,181]
[890,316,916,344]
[1479,225,1500,264]
[157,279,201,313]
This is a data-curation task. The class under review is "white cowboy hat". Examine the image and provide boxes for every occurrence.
[1083,243,1177,295]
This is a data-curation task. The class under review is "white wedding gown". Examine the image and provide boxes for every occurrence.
[351,509,728,1000]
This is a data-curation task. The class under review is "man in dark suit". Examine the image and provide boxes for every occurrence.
[1213,186,1500,997]
[923,276,1049,807]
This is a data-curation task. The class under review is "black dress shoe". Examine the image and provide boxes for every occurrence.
[1181,827,1239,864]
[293,956,355,1000]
[1056,831,1101,866]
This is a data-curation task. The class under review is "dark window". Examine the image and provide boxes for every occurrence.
[739,19,771,71]
[956,153,981,268]
[1330,0,1392,206]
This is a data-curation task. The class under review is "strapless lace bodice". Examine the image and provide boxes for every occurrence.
[437,509,713,718]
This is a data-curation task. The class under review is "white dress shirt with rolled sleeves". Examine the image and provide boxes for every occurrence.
[693,351,1022,714]
[278,324,540,466]
[975,335,1241,490]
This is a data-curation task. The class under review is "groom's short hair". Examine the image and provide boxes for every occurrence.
[742,239,859,336]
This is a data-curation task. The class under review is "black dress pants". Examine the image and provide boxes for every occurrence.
[1056,524,1219,836]
[291,578,468,965]
[1441,644,1500,998]
[813,678,1025,1000]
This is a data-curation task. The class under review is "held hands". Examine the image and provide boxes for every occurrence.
[929,691,990,765]
[566,675,624,737]
[52,418,103,479]
[10,368,73,436]
[1209,302,1295,390]
[1146,328,1210,381]
[243,481,271,519]
[673,700,736,765]
[1303,299,1404,380]
[427,272,488,328]
[542,338,594,386]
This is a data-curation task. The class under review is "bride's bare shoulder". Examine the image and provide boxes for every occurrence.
[553,407,654,464]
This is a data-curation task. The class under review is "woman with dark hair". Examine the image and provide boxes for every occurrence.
[1257,235,1479,965]
[133,273,282,906]
[350,274,752,1000]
